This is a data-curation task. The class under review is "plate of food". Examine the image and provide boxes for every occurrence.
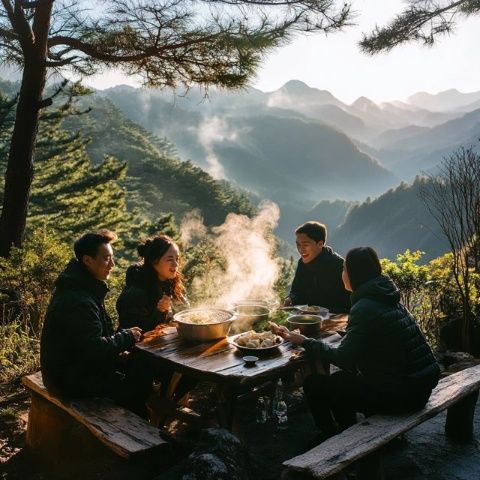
[229,330,284,352]
[294,305,330,317]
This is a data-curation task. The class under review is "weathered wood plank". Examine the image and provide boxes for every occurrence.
[283,364,480,479]
[136,328,342,383]
[23,372,168,459]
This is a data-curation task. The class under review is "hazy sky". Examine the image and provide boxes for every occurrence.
[84,0,479,104]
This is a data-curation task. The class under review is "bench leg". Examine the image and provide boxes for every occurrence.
[445,390,479,442]
[356,449,384,480]
[26,391,75,463]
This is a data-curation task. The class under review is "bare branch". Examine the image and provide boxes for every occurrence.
[419,142,480,351]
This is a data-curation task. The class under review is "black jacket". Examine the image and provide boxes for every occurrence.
[289,246,350,313]
[303,275,440,396]
[40,259,135,397]
[116,265,175,332]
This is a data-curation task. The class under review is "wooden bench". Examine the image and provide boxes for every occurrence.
[22,372,170,474]
[282,363,480,480]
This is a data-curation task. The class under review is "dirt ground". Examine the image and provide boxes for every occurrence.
[1,380,480,480]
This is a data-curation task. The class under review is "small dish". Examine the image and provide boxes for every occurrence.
[242,355,259,367]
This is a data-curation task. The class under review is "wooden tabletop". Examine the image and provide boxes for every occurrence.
[135,314,348,386]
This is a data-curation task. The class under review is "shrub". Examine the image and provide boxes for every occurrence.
[0,228,70,334]
[381,250,479,349]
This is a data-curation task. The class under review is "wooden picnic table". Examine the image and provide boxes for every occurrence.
[135,314,348,429]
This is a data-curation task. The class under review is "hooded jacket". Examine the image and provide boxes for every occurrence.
[303,275,440,396]
[116,265,175,332]
[289,246,351,313]
[40,259,135,397]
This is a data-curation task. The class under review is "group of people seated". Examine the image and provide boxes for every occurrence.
[40,232,186,417]
[40,221,440,442]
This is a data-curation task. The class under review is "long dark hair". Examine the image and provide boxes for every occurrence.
[137,235,185,300]
[345,246,382,291]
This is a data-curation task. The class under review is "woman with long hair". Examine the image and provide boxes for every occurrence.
[117,235,188,332]
[271,246,440,442]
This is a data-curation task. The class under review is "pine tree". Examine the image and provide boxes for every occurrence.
[0,92,138,245]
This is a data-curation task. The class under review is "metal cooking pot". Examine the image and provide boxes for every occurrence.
[232,303,270,330]
[173,308,234,342]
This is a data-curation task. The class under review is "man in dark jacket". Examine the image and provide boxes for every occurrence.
[285,221,350,313]
[40,230,147,414]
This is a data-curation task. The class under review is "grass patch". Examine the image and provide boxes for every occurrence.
[0,405,19,421]
[0,320,40,383]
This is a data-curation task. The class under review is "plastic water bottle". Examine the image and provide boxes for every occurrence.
[256,397,267,424]
[275,400,288,430]
[273,378,284,409]
[264,395,272,419]
[273,379,288,429]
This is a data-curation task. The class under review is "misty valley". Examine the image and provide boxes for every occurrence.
[2,76,480,262]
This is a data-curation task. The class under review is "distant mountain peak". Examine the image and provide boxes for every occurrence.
[351,96,380,112]
[273,80,343,108]
[281,79,311,92]
[279,80,336,98]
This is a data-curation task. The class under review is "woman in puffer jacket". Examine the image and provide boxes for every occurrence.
[271,246,440,440]
[117,235,188,332]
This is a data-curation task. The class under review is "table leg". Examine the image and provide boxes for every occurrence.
[166,371,183,399]
[148,371,184,427]
[215,384,237,430]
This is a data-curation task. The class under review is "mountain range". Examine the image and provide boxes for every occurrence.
[96,80,478,259]
[3,75,476,260]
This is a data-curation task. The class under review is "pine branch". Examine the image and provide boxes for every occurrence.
[360,0,477,54]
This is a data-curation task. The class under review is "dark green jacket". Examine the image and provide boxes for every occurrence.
[116,265,174,332]
[303,275,440,395]
[40,259,135,397]
[289,246,350,313]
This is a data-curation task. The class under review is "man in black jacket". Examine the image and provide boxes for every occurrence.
[40,230,148,415]
[285,222,350,313]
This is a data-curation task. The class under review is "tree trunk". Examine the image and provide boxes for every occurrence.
[0,2,54,257]
[461,300,471,354]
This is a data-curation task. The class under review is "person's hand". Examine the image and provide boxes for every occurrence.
[283,330,307,346]
[130,326,143,342]
[269,321,306,346]
[157,294,171,313]
[283,297,293,307]
[268,321,290,336]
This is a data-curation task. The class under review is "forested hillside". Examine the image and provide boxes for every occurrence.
[330,178,448,261]
[64,94,257,226]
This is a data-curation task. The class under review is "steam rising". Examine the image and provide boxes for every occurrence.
[197,116,237,179]
[180,210,207,245]
[180,202,281,309]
